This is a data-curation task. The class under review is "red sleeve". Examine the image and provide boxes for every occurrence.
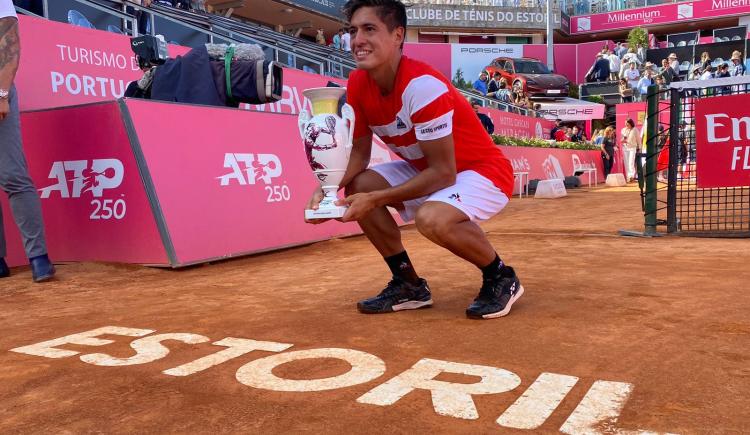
[407,75,455,141]
[345,72,372,140]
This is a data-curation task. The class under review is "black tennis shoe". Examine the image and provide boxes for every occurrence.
[357,277,433,314]
[466,266,524,319]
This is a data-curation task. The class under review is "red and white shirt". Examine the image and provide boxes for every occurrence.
[347,56,514,197]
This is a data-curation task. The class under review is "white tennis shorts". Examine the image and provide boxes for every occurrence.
[370,160,509,222]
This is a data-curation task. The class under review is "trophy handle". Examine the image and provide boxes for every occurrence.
[298,110,311,140]
[341,103,355,157]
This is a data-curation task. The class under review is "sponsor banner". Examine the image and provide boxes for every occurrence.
[571,0,750,34]
[286,0,346,19]
[450,44,524,88]
[481,108,555,139]
[695,94,750,188]
[1,102,167,267]
[561,11,571,35]
[15,14,189,111]
[500,146,605,189]
[406,5,560,30]
[535,98,606,121]
[123,99,385,265]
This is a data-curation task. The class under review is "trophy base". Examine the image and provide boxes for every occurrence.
[305,206,347,219]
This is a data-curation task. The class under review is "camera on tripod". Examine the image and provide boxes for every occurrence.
[126,35,283,107]
[130,35,168,70]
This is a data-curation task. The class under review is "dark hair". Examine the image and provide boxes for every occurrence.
[342,0,407,32]
[626,118,635,128]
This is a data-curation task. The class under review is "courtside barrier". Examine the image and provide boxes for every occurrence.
[2,99,604,267]
[2,100,368,267]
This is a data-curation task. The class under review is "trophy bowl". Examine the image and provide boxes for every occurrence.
[299,87,355,219]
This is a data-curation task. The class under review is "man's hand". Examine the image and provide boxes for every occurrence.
[304,185,330,224]
[338,192,381,222]
[0,99,9,122]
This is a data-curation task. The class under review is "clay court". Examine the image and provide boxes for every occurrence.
[1,186,748,434]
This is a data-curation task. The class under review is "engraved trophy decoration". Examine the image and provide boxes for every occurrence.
[298,87,355,219]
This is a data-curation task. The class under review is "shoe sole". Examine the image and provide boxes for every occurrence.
[466,286,525,320]
[357,299,433,314]
[33,272,56,283]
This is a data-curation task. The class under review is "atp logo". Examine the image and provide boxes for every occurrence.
[39,159,124,199]
[218,153,283,186]
[542,155,565,180]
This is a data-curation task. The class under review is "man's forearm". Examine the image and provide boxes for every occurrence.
[372,166,455,207]
[0,17,20,90]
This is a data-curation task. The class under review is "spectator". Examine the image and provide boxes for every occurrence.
[554,125,568,142]
[473,71,488,95]
[716,63,731,95]
[495,79,513,104]
[569,125,584,142]
[591,129,604,145]
[668,53,680,74]
[637,69,654,101]
[620,48,640,77]
[689,65,702,81]
[586,53,610,82]
[514,89,531,110]
[658,58,679,84]
[616,42,628,58]
[620,118,639,182]
[316,28,326,45]
[472,102,494,135]
[699,51,711,73]
[0,2,56,282]
[624,61,640,90]
[341,27,351,52]
[600,126,616,177]
[550,118,562,140]
[608,49,621,80]
[190,0,206,12]
[332,29,342,50]
[619,77,634,103]
[730,51,746,76]
[486,71,502,96]
[700,65,714,80]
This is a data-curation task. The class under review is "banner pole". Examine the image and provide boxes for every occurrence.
[644,85,659,235]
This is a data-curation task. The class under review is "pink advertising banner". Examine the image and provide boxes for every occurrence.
[124,99,376,266]
[481,108,555,139]
[571,0,750,34]
[15,14,189,111]
[2,102,167,267]
[500,146,606,189]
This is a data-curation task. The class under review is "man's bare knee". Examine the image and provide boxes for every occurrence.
[345,170,390,196]
[415,206,448,239]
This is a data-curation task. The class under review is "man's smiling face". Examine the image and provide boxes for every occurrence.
[348,6,404,71]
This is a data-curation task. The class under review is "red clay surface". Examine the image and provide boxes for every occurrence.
[1,186,748,434]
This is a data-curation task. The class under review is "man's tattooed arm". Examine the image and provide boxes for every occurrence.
[0,17,20,90]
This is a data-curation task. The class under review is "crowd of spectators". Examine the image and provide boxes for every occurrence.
[471,71,541,116]
[586,42,747,102]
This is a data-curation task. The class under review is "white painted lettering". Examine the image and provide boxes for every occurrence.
[497,372,579,429]
[357,358,521,420]
[163,338,292,377]
[10,326,154,359]
[80,333,210,366]
[236,348,385,392]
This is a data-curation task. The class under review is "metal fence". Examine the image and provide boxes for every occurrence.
[637,77,750,237]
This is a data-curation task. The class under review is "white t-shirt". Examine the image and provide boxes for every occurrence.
[341,32,351,52]
[608,54,620,72]
[0,0,17,19]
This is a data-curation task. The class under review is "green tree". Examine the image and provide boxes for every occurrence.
[452,68,473,91]
[627,27,648,52]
